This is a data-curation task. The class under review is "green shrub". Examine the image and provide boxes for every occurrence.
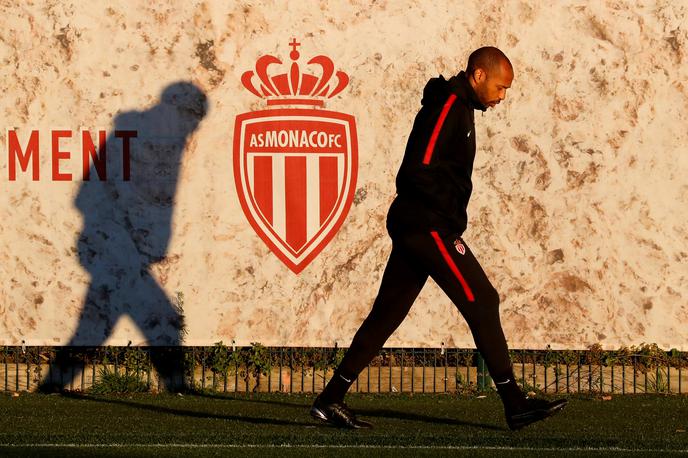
[90,367,149,394]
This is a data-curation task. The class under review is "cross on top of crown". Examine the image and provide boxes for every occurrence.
[289,38,301,60]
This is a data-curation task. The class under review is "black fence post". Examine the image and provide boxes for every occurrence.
[421,348,426,394]
[477,353,488,392]
[400,348,404,393]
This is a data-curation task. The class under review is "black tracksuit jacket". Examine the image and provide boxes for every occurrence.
[387,71,487,238]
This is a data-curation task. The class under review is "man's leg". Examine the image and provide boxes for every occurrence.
[312,244,427,427]
[320,244,427,403]
[401,231,566,429]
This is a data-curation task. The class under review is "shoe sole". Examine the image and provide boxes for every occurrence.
[508,399,568,431]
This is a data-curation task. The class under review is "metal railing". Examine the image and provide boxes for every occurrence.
[1,345,685,394]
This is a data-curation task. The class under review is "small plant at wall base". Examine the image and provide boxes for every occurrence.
[454,372,479,395]
[208,341,235,376]
[185,342,273,392]
[123,346,152,375]
[90,366,150,394]
[311,347,343,372]
[246,342,272,392]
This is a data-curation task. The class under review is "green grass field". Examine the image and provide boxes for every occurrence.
[1,392,687,457]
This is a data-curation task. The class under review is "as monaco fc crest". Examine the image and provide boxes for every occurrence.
[234,39,358,273]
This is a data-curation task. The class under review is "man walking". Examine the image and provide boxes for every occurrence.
[311,47,566,430]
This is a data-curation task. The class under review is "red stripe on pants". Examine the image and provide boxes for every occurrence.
[430,231,475,302]
[319,156,338,225]
[253,156,273,224]
[285,156,307,251]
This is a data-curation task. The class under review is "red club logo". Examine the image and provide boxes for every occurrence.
[234,39,358,273]
[454,238,466,255]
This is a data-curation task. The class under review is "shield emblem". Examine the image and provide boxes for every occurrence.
[234,108,358,273]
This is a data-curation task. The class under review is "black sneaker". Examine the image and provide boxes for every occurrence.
[506,397,567,431]
[310,395,373,429]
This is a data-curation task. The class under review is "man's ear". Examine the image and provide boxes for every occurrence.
[473,68,486,83]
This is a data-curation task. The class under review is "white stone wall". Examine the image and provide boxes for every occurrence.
[1,1,686,349]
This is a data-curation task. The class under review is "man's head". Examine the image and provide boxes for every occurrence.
[466,47,514,108]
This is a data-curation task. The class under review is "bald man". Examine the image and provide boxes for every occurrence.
[311,47,567,430]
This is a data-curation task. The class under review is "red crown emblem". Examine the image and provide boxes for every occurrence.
[241,38,349,108]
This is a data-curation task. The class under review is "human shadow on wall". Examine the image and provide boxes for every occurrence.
[40,82,207,392]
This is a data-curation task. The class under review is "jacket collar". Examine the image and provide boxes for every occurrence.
[449,71,487,112]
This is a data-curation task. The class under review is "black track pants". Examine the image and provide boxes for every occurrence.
[335,230,512,384]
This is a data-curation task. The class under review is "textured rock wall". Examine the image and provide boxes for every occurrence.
[1,1,686,349]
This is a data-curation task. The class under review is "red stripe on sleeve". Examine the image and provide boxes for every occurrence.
[430,231,475,302]
[422,94,457,165]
